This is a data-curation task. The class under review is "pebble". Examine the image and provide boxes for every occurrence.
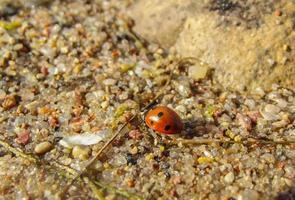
[101,101,109,109]
[272,119,289,129]
[128,130,143,140]
[0,89,6,100]
[111,154,127,166]
[188,64,208,80]
[285,149,295,159]
[129,146,138,155]
[34,141,53,155]
[264,104,280,114]
[2,95,17,110]
[224,171,235,184]
[260,104,281,121]
[126,179,135,188]
[175,105,187,114]
[59,139,73,149]
[261,153,275,163]
[274,98,288,108]
[72,146,91,160]
[238,189,260,200]
[103,78,117,86]
[253,87,265,97]
[284,166,295,178]
[244,99,256,110]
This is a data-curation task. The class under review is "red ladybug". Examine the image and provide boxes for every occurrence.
[145,106,183,135]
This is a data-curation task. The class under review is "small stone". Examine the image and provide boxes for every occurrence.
[2,95,17,110]
[103,78,117,86]
[272,119,289,129]
[274,98,288,108]
[59,139,73,149]
[101,101,109,109]
[260,104,281,121]
[112,154,127,166]
[175,77,191,97]
[285,149,295,159]
[224,171,235,184]
[129,146,138,155]
[126,179,135,188]
[15,130,30,145]
[145,153,154,161]
[188,64,209,80]
[238,189,260,200]
[126,153,137,165]
[264,104,280,113]
[175,105,187,113]
[244,99,256,110]
[261,153,275,163]
[170,175,182,185]
[35,141,53,155]
[253,87,265,97]
[284,178,293,187]
[72,146,91,160]
[236,113,252,131]
[197,157,214,164]
[0,89,6,100]
[284,166,295,178]
[118,92,129,100]
[274,10,282,17]
[128,130,143,140]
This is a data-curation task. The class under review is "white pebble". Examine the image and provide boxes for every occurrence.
[264,104,280,114]
[224,172,235,184]
[238,189,260,200]
[260,104,281,121]
[103,78,117,86]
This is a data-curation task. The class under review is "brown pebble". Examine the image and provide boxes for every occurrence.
[128,129,143,140]
[111,49,121,58]
[15,130,30,145]
[236,113,252,131]
[40,66,49,76]
[2,95,17,110]
[126,179,135,188]
[49,116,59,127]
[169,189,178,197]
[170,175,182,185]
[274,10,282,16]
[247,111,261,123]
[111,138,123,146]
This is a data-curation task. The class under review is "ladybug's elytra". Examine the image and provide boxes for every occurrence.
[145,106,183,135]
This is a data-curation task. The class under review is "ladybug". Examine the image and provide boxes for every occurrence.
[145,106,183,135]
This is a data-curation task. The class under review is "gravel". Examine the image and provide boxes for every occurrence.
[0,0,294,200]
[34,141,53,155]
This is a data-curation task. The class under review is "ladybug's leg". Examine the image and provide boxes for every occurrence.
[150,130,163,146]
[160,134,177,143]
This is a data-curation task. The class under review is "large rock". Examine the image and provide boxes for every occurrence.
[128,0,295,91]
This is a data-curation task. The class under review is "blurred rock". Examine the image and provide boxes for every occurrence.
[128,0,295,92]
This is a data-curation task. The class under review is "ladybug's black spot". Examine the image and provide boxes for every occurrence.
[150,120,154,125]
[157,112,164,118]
[164,125,171,131]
